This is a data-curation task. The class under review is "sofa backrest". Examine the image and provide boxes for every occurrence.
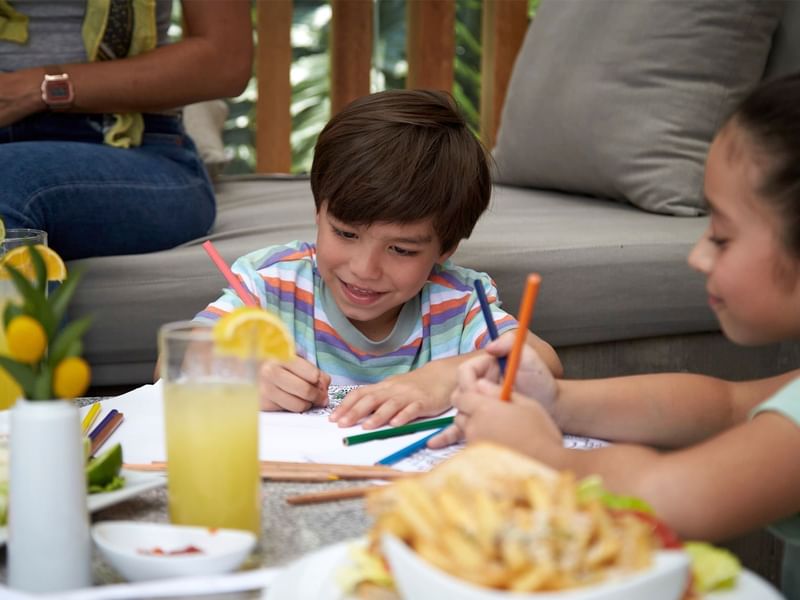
[765,0,800,78]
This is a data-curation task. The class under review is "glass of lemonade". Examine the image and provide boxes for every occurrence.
[0,229,48,409]
[159,321,261,535]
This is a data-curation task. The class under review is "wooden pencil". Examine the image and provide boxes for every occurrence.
[285,485,380,505]
[123,460,410,482]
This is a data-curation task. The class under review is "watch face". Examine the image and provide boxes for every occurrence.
[48,81,72,101]
[43,76,75,109]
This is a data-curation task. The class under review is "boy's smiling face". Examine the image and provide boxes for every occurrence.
[315,203,455,341]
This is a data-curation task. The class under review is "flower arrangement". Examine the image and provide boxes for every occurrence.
[0,244,91,400]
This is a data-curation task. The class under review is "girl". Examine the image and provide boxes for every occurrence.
[431,72,800,598]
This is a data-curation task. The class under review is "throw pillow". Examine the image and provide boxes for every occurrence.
[183,100,230,179]
[492,0,785,216]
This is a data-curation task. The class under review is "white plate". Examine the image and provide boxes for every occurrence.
[0,469,165,546]
[262,539,785,600]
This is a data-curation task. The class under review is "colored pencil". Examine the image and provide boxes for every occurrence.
[286,485,380,505]
[88,409,118,442]
[81,403,101,435]
[343,416,455,446]
[375,428,445,466]
[90,411,124,456]
[201,240,259,307]
[474,279,507,374]
[500,273,541,402]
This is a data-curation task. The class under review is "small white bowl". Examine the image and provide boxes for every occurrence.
[382,534,690,600]
[92,521,257,582]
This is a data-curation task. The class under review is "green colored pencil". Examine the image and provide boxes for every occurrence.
[343,416,455,446]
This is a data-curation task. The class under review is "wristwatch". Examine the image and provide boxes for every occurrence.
[40,72,75,111]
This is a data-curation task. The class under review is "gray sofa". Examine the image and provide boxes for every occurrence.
[70,0,800,390]
[66,0,800,582]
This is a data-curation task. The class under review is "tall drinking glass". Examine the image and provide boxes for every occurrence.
[159,321,261,534]
[0,229,48,409]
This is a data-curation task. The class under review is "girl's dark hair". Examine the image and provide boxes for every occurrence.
[730,72,800,256]
[310,89,491,252]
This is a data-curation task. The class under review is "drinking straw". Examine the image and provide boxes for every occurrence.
[500,273,541,402]
[474,279,507,374]
[343,416,455,446]
[88,409,118,442]
[81,402,101,435]
[375,428,446,466]
[201,240,259,307]
[90,411,124,456]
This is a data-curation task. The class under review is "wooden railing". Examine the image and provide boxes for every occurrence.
[254,0,529,173]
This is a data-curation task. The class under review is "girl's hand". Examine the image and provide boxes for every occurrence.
[259,357,331,412]
[330,365,451,429]
[464,333,559,413]
[431,378,563,452]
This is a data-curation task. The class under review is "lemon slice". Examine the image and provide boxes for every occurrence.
[0,244,67,281]
[213,307,295,361]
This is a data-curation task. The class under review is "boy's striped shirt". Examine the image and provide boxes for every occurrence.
[195,241,517,384]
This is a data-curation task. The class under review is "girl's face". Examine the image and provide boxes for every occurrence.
[315,204,455,341]
[688,124,800,345]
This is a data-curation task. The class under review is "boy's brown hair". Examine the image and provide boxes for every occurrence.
[310,89,491,252]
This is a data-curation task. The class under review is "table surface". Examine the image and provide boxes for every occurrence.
[0,397,376,599]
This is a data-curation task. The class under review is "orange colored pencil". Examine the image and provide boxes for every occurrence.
[500,274,541,401]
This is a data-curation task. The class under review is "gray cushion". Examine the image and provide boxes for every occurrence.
[493,0,784,216]
[765,0,800,78]
[69,177,713,385]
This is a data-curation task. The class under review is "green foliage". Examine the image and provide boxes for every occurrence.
[219,0,491,175]
[0,246,90,400]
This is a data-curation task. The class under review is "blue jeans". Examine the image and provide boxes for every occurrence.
[0,112,215,260]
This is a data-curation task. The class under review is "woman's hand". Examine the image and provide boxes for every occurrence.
[0,70,45,127]
[259,357,331,412]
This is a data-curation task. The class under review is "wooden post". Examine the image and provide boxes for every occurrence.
[480,0,528,150]
[331,0,373,115]
[256,0,293,173]
[407,0,455,91]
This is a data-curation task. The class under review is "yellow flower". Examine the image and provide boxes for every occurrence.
[53,357,91,399]
[6,316,47,364]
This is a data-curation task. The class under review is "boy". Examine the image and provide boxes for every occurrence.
[195,90,561,428]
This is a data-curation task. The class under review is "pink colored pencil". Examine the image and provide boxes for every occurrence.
[201,240,259,307]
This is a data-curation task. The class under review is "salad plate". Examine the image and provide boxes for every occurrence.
[0,469,165,546]
[262,538,785,600]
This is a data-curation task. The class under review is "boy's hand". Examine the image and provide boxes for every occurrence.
[329,367,451,429]
[259,356,331,412]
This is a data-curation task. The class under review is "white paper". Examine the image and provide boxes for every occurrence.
[95,383,456,471]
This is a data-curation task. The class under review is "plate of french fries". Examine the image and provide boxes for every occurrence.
[366,443,691,600]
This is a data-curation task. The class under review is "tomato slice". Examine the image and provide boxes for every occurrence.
[614,509,684,549]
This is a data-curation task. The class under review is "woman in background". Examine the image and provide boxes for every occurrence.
[0,0,252,259]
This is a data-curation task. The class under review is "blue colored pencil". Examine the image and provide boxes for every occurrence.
[474,279,507,374]
[88,409,118,442]
[375,428,447,466]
